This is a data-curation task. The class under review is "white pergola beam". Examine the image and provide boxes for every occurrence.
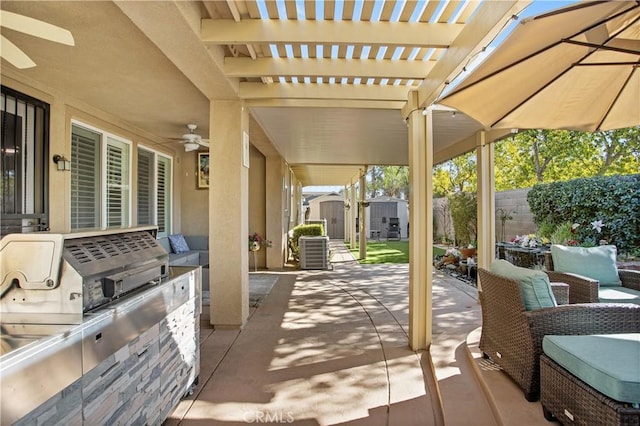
[225,57,436,79]
[240,82,411,101]
[202,19,463,48]
[246,98,405,110]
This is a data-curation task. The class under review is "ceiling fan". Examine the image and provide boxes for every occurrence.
[0,10,75,69]
[179,124,210,152]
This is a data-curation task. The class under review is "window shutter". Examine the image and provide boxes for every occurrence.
[157,157,167,233]
[106,144,123,227]
[137,149,153,225]
[71,127,100,229]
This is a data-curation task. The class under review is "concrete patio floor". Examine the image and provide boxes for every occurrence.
[167,242,556,425]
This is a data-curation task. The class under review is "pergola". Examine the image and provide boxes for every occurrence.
[1,0,536,349]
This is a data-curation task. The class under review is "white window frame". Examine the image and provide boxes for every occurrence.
[70,120,132,230]
[136,145,173,238]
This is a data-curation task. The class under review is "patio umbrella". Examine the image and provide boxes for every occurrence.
[437,1,640,132]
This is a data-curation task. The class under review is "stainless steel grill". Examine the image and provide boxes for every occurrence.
[0,226,169,324]
[0,226,198,424]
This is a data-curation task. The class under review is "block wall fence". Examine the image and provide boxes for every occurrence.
[434,188,537,244]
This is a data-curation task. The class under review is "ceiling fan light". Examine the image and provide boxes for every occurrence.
[182,133,199,141]
[184,142,200,152]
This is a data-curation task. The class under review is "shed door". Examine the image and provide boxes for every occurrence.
[370,202,397,238]
[320,200,344,239]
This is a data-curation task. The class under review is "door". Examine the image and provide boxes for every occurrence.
[320,200,344,239]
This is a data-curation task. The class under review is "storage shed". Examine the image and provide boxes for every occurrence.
[305,192,345,239]
[366,197,409,240]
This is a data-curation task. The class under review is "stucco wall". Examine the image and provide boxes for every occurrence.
[2,76,181,235]
[249,145,267,268]
[180,151,209,236]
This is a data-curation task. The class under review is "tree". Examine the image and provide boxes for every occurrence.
[493,127,640,191]
[380,166,409,198]
[433,151,477,195]
[366,166,409,199]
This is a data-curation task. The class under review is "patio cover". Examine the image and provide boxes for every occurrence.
[437,1,640,132]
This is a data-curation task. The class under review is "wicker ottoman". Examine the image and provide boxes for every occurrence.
[540,334,640,425]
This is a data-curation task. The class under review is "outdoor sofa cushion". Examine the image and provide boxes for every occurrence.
[550,244,622,287]
[599,287,640,305]
[168,233,191,254]
[490,259,557,310]
[542,334,640,404]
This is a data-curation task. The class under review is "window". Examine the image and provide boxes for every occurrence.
[0,86,49,236]
[137,147,172,237]
[71,122,131,230]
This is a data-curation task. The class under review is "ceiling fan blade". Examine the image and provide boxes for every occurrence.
[0,11,75,46]
[0,35,36,68]
[199,140,210,148]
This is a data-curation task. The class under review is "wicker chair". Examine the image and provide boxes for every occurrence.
[477,268,640,402]
[544,252,640,303]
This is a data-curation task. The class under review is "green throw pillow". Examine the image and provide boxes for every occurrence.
[550,245,621,287]
[490,259,557,310]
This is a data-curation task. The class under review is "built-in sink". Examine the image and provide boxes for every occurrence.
[0,335,38,356]
[0,323,75,357]
[0,322,83,425]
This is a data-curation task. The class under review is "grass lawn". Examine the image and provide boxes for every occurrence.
[349,241,447,264]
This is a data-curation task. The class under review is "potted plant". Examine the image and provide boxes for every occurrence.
[459,241,477,260]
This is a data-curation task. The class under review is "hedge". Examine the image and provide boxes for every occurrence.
[289,224,324,259]
[527,174,640,253]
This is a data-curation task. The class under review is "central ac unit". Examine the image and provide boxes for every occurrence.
[299,236,330,270]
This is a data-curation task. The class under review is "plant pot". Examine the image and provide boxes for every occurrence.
[459,247,476,259]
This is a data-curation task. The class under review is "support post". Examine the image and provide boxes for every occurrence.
[350,181,358,250]
[209,100,249,328]
[476,131,496,290]
[408,99,433,350]
[358,168,367,260]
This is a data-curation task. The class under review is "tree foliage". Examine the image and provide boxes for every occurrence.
[433,151,477,196]
[447,192,477,247]
[494,127,640,191]
[367,166,409,198]
[365,127,638,201]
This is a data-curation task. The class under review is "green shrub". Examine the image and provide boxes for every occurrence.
[527,174,640,253]
[536,220,556,239]
[289,224,324,259]
[448,192,477,247]
[549,221,574,245]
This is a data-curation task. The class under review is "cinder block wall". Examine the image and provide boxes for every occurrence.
[434,188,537,244]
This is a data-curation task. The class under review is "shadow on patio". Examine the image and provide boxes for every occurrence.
[167,246,555,425]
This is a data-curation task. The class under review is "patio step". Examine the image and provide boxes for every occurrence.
[466,327,553,425]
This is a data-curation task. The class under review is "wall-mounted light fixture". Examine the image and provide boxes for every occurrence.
[53,154,70,171]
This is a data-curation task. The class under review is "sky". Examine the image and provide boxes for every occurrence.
[302,1,579,194]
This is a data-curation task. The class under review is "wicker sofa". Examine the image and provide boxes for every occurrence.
[544,250,640,304]
[477,268,640,402]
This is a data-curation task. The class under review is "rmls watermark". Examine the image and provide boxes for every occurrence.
[243,410,295,424]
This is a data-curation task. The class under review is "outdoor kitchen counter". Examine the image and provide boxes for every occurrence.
[0,265,201,425]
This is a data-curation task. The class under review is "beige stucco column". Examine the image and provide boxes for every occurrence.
[343,185,350,245]
[476,131,496,282]
[266,156,286,269]
[209,100,249,328]
[408,100,433,351]
[358,169,367,260]
[350,181,358,249]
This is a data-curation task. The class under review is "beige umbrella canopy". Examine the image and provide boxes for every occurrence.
[437,1,640,132]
